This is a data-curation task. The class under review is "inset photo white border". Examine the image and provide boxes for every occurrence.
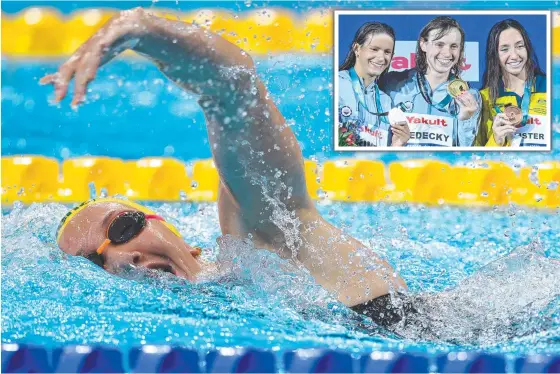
[334,10,551,152]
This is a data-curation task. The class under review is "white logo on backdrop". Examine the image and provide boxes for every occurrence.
[389,41,479,82]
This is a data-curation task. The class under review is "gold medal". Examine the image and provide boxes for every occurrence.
[504,105,523,127]
[448,79,469,98]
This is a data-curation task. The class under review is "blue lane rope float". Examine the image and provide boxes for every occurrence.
[2,344,559,373]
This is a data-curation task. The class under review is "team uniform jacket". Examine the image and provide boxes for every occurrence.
[474,74,547,147]
[379,69,481,147]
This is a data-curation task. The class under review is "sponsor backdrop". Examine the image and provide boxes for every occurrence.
[338,14,548,89]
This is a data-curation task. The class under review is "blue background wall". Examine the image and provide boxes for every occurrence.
[338,14,549,89]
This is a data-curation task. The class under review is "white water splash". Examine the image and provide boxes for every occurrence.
[397,244,560,346]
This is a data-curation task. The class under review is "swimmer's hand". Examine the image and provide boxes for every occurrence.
[390,122,410,147]
[40,8,148,106]
[455,91,479,121]
[40,7,255,107]
[492,113,518,146]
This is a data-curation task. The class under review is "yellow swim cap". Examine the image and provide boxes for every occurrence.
[56,197,183,242]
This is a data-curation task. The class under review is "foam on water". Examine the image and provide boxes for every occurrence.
[2,200,559,354]
[396,245,560,346]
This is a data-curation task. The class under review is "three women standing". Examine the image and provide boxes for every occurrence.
[338,16,546,149]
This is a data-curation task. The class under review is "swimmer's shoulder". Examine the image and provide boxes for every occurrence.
[464,83,481,100]
[338,69,352,82]
[376,84,393,108]
[534,73,546,93]
[337,69,354,97]
[378,69,416,94]
[479,86,491,105]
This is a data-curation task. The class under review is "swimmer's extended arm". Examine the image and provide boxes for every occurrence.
[134,11,315,235]
[139,14,408,304]
[41,7,311,218]
[41,8,406,307]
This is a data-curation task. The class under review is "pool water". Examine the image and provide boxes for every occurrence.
[2,58,560,163]
[1,57,559,357]
[2,200,559,356]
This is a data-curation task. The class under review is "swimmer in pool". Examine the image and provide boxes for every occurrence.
[42,8,410,330]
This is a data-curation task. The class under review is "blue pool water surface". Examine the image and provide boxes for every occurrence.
[2,58,560,163]
[2,201,559,356]
[2,56,560,357]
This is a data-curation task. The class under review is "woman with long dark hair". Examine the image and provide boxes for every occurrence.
[338,22,410,147]
[379,16,481,147]
[474,19,547,147]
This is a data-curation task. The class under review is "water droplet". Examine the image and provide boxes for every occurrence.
[100,187,108,198]
[547,181,558,190]
[164,145,175,156]
[60,147,70,159]
[179,190,187,201]
[89,182,97,199]
[529,166,540,186]
[191,181,199,189]
[16,138,26,149]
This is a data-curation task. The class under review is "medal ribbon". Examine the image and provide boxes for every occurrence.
[520,82,531,125]
[416,71,460,145]
[494,81,531,127]
[417,71,454,113]
[349,68,389,125]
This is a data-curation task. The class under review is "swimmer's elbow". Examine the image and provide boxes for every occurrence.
[236,50,256,72]
[226,53,258,92]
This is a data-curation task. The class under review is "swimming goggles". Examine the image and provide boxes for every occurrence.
[96,211,165,255]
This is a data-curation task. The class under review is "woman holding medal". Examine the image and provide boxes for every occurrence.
[474,19,547,147]
[379,16,481,147]
[338,22,411,147]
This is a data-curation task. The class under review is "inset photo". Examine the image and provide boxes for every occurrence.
[334,10,551,151]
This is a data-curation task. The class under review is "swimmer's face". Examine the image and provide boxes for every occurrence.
[420,28,462,75]
[498,28,527,77]
[354,33,394,78]
[57,202,202,280]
